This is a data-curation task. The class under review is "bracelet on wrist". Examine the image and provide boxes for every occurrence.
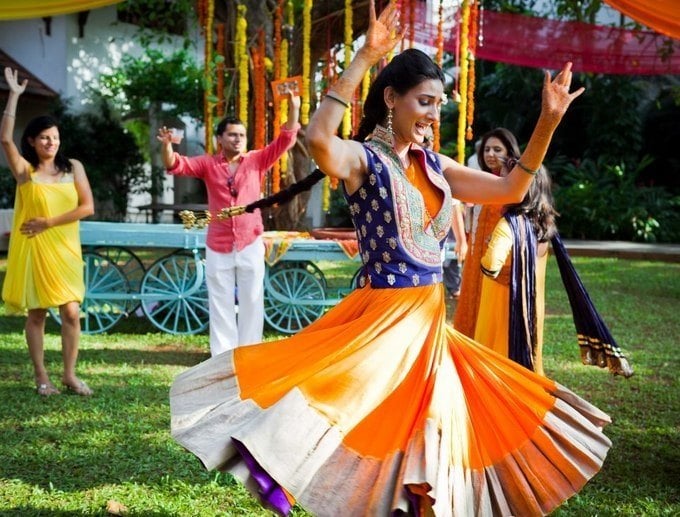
[325,92,351,109]
[3,111,16,118]
[516,159,539,176]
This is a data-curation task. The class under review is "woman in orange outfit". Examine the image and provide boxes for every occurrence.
[453,127,521,338]
[170,2,610,515]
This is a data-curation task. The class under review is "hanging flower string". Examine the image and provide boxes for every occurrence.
[279,0,293,180]
[300,0,313,125]
[203,0,215,154]
[216,22,225,118]
[457,0,471,164]
[342,0,353,140]
[236,4,249,125]
[466,0,479,141]
[271,0,284,193]
[253,30,266,150]
[433,0,445,152]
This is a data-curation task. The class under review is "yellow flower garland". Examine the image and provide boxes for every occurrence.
[322,176,331,212]
[301,0,312,125]
[278,0,293,179]
[466,1,479,141]
[433,0,444,152]
[271,0,284,193]
[457,0,470,164]
[236,5,249,125]
[342,0,353,139]
[204,0,214,154]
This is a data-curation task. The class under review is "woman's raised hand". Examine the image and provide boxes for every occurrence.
[541,62,585,122]
[4,67,27,95]
[361,0,404,62]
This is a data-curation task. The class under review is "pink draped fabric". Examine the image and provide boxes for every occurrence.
[414,7,680,75]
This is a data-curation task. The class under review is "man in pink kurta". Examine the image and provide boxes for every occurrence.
[158,92,301,355]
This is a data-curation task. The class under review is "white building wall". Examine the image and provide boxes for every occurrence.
[0,7,204,220]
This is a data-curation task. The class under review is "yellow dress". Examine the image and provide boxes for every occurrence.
[474,218,547,375]
[1,172,84,313]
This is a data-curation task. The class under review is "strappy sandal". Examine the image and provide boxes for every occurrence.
[62,380,94,396]
[36,383,61,396]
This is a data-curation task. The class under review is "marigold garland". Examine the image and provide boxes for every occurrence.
[457,0,471,164]
[203,0,214,154]
[342,0,353,139]
[300,0,312,125]
[322,176,331,212]
[271,0,284,193]
[236,5,249,125]
[216,22,225,117]
[433,0,445,152]
[253,30,266,150]
[278,0,293,180]
[466,1,479,141]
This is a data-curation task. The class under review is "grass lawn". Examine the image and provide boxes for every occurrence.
[0,255,678,516]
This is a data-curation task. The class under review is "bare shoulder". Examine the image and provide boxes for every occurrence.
[69,158,86,175]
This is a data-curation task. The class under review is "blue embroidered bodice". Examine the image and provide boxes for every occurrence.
[344,130,453,289]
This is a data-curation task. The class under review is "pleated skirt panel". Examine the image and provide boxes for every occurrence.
[170,283,611,516]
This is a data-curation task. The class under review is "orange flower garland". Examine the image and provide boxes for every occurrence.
[466,1,479,141]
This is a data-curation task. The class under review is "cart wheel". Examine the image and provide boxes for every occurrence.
[49,251,129,334]
[273,260,327,289]
[264,264,326,334]
[140,251,209,335]
[92,246,145,313]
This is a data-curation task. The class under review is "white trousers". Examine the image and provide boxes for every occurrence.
[205,237,265,356]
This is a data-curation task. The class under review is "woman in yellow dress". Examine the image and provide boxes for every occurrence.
[170,3,612,515]
[1,67,94,396]
[473,166,558,376]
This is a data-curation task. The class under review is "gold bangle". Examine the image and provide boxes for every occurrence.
[516,160,539,176]
[325,92,350,109]
[3,111,15,118]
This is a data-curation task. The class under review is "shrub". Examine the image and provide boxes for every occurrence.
[552,156,680,242]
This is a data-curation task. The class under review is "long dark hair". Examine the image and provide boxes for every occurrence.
[477,127,521,173]
[505,166,559,242]
[20,116,72,172]
[355,48,445,142]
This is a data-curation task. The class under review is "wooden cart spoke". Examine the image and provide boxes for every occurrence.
[141,252,209,335]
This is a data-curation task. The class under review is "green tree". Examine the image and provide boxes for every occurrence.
[52,99,147,221]
[96,47,205,220]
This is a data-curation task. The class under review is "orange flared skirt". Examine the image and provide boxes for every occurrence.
[170,283,610,516]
